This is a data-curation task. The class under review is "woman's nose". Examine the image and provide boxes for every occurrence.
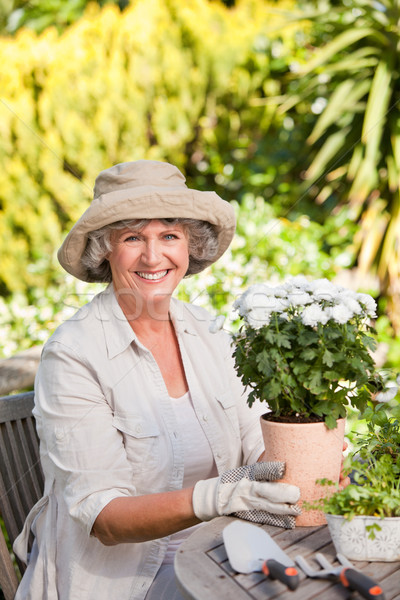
[141,240,160,264]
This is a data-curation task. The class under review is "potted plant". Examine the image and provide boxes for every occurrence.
[232,276,385,525]
[313,405,400,560]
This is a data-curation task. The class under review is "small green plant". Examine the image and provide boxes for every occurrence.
[315,454,400,522]
[309,405,400,534]
[357,411,400,470]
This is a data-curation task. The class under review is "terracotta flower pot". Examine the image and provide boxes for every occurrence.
[260,416,346,526]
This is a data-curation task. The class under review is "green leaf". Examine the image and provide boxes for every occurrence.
[299,28,388,75]
[292,361,310,375]
[262,380,282,400]
[298,329,319,346]
[323,370,343,380]
[322,47,378,75]
[378,208,400,281]
[275,332,291,349]
[386,155,398,192]
[307,370,323,392]
[308,79,370,144]
[322,348,334,367]
[347,145,364,182]
[256,350,274,377]
[324,414,338,429]
[306,127,351,183]
[300,348,318,361]
[362,57,393,161]
[349,156,377,203]
[390,116,400,171]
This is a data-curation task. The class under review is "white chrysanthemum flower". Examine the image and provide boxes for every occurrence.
[233,285,288,318]
[271,286,287,298]
[375,381,399,403]
[301,304,329,326]
[287,291,312,307]
[341,289,358,301]
[356,293,377,318]
[309,278,341,302]
[284,275,310,292]
[340,293,362,315]
[322,306,333,323]
[246,308,272,329]
[208,315,226,334]
[245,295,289,328]
[233,284,272,315]
[331,303,354,324]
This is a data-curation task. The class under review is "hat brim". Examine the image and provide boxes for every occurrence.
[57,185,236,281]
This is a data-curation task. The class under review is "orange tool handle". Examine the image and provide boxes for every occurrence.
[262,559,300,591]
[340,567,385,600]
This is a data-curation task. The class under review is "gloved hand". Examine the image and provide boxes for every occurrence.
[192,462,301,529]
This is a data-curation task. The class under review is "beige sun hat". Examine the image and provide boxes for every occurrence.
[57,160,236,281]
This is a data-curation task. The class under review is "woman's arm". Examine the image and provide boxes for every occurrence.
[92,487,200,545]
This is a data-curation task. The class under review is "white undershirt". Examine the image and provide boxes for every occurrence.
[162,391,218,564]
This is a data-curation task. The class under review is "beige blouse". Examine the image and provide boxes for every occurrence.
[14,284,265,600]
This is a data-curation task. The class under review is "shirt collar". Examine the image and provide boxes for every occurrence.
[97,286,197,359]
[169,297,197,336]
[97,284,137,359]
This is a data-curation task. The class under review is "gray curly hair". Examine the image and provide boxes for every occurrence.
[81,218,219,282]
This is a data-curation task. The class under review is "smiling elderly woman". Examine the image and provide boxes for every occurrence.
[13,161,300,600]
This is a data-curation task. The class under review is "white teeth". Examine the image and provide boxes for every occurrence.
[137,270,168,280]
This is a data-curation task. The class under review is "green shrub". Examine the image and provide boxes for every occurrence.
[0,0,304,299]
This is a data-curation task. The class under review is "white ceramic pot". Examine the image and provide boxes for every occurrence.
[326,513,400,562]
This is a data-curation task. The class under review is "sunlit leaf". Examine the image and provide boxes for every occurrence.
[308,79,370,144]
[321,46,378,75]
[386,155,399,192]
[306,127,351,182]
[390,118,400,175]
[299,28,388,75]
[362,57,393,160]
[348,156,377,205]
[356,200,389,272]
[347,145,364,182]
[378,206,400,281]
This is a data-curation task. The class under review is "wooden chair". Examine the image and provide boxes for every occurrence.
[0,391,44,600]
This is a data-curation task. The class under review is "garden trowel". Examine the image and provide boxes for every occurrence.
[222,520,300,590]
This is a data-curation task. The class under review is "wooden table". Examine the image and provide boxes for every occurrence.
[175,516,400,600]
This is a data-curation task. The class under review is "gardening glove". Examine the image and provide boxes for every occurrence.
[192,462,301,530]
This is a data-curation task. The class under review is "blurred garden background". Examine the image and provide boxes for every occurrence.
[0,0,399,377]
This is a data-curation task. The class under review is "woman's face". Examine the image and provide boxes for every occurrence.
[107,219,189,317]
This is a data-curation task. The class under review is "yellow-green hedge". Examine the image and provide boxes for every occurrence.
[0,0,298,296]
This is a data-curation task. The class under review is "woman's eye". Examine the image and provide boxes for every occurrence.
[124,235,139,242]
[164,233,177,240]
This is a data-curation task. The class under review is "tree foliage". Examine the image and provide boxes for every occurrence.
[0,0,305,298]
[277,0,400,333]
[0,0,129,34]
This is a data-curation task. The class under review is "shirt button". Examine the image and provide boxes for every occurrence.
[136,424,142,433]
[202,414,208,422]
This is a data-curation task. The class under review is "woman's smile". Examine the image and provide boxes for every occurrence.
[135,269,169,281]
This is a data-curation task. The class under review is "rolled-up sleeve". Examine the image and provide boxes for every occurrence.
[34,342,137,536]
